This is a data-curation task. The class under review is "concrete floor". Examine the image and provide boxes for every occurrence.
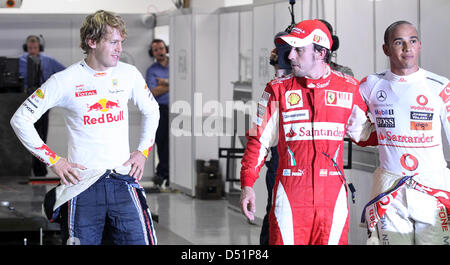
[147,191,261,245]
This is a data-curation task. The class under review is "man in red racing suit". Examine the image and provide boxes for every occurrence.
[240,19,376,245]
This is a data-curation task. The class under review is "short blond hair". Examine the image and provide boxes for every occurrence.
[80,10,127,54]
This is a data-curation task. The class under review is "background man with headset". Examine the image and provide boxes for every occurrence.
[19,35,65,177]
[145,39,169,188]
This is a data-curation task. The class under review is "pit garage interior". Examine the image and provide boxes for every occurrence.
[0,0,449,245]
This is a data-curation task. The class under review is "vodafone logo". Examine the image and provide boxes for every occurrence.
[416,95,428,106]
[400,153,419,171]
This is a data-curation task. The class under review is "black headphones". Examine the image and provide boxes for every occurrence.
[148,39,168,57]
[23,35,44,52]
[318,20,340,52]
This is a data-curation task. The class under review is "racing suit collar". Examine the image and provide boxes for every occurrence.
[304,64,331,89]
[386,68,424,83]
[80,59,114,77]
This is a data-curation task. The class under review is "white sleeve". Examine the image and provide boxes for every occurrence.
[130,67,160,158]
[10,75,65,166]
[344,78,378,147]
[345,80,374,143]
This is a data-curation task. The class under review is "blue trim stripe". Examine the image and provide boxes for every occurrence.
[68,197,77,242]
[127,184,157,245]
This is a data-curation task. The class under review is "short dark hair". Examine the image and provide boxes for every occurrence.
[151,39,166,47]
[384,20,415,45]
[26,35,40,44]
[313,43,331,64]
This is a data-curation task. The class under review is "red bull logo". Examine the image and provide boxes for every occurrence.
[87,98,120,112]
[35,144,59,165]
[84,98,124,125]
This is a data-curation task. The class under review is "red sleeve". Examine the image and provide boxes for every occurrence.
[353,130,378,146]
[240,82,279,188]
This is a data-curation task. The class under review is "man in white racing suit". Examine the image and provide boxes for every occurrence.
[10,10,159,245]
[360,20,450,245]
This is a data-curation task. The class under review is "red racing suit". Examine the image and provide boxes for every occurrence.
[241,66,376,245]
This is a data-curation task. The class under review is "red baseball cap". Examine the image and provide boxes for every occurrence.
[277,19,332,50]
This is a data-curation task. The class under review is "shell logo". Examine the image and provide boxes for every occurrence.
[288,93,301,106]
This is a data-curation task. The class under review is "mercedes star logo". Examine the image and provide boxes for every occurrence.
[376,90,387,102]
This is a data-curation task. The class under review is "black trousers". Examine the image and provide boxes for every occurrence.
[32,110,49,176]
[155,104,169,181]
[260,146,278,245]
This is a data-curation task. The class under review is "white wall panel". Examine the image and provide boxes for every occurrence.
[170,14,194,193]
[274,2,293,33]
[420,0,450,77]
[374,0,418,73]
[219,12,239,180]
[335,0,374,80]
[299,0,335,21]
[239,11,253,82]
[252,4,275,101]
[194,14,219,161]
[420,0,450,160]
